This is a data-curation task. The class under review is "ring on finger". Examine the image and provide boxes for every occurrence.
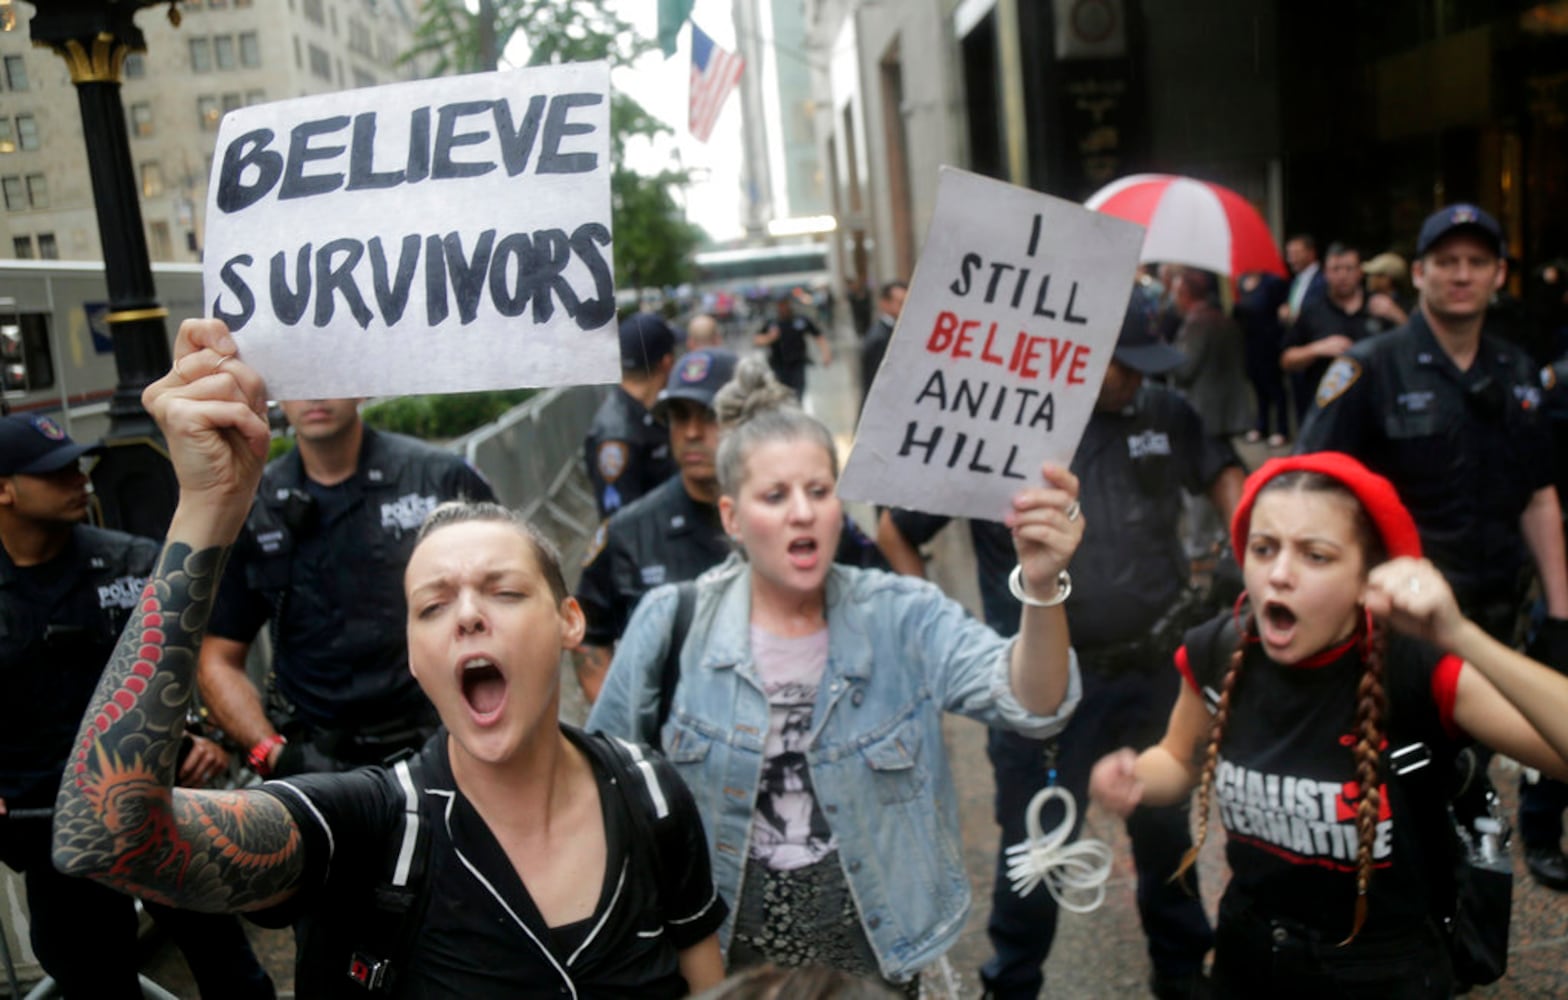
[1408,577,1422,594]
[1064,500,1081,522]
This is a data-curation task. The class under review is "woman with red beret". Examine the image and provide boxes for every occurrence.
[1092,451,1568,998]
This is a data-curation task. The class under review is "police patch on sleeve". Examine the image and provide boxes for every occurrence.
[596,440,629,483]
[582,522,608,567]
[1315,357,1362,407]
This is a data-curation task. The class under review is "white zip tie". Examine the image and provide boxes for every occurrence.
[1002,785,1114,914]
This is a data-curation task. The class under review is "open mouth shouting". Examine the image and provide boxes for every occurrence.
[1258,599,1298,650]
[460,655,507,724]
[787,536,820,570]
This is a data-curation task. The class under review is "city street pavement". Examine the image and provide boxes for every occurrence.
[139,313,1568,997]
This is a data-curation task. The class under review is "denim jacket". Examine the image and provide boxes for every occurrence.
[586,557,1082,979]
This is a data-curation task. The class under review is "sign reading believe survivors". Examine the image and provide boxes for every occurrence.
[839,167,1145,520]
[202,61,617,399]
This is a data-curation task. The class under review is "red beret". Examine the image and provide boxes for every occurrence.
[1230,452,1422,567]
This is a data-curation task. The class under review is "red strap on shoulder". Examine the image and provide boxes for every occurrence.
[1174,646,1199,693]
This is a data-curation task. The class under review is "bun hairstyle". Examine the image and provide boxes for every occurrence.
[714,355,839,497]
[1178,453,1420,945]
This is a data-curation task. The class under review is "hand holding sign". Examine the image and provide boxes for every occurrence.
[203,62,618,400]
[839,168,1144,521]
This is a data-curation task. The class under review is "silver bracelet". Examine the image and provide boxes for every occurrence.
[1009,565,1071,608]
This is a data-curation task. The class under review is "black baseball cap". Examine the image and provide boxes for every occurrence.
[1415,203,1504,258]
[0,414,102,476]
[654,348,739,419]
[1111,296,1185,375]
[619,313,677,372]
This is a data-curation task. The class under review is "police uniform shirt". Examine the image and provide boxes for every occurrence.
[765,314,822,373]
[584,387,676,517]
[1284,296,1396,398]
[1298,312,1553,603]
[257,727,726,998]
[892,384,1239,645]
[208,428,494,729]
[0,525,157,804]
[577,476,728,647]
[577,476,890,647]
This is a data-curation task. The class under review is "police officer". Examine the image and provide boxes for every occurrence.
[0,415,274,999]
[585,314,680,517]
[574,347,738,700]
[754,292,831,399]
[878,301,1243,1000]
[1299,203,1568,894]
[198,397,493,779]
[574,348,885,702]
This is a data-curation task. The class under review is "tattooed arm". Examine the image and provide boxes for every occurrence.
[51,319,297,912]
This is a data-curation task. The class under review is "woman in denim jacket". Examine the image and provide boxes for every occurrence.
[588,358,1085,991]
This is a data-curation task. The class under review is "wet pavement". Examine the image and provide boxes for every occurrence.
[134,315,1568,997]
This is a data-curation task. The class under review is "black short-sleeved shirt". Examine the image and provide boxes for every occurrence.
[208,428,494,729]
[1284,296,1396,395]
[891,383,1240,644]
[763,314,821,372]
[583,387,676,517]
[1297,313,1554,604]
[1176,614,1466,942]
[258,726,725,999]
[0,525,158,804]
[576,477,729,647]
[577,476,890,647]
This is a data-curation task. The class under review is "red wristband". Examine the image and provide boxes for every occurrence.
[247,734,286,777]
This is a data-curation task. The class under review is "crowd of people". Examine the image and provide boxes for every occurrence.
[3,199,1568,1000]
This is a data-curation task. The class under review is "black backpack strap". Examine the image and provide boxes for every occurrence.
[580,731,679,902]
[346,752,435,993]
[655,581,698,737]
[1182,610,1237,712]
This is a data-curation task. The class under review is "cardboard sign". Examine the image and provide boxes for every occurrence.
[839,167,1144,520]
[202,62,618,399]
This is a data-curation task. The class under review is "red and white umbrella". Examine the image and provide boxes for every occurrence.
[1085,174,1286,278]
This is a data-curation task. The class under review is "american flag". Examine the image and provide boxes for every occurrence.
[689,24,743,143]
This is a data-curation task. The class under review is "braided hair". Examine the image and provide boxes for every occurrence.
[1176,470,1389,944]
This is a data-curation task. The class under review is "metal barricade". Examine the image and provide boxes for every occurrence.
[455,384,611,587]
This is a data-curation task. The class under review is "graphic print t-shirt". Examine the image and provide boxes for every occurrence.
[748,626,837,870]
[1176,624,1464,940]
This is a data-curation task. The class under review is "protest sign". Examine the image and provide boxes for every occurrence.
[839,167,1145,520]
[202,62,617,399]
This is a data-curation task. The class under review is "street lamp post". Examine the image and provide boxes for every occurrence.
[28,1,178,539]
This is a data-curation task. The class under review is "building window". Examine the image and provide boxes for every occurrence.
[141,161,165,198]
[14,115,37,151]
[36,233,56,260]
[130,102,155,138]
[149,221,173,261]
[294,36,302,69]
[3,56,27,92]
[302,0,324,26]
[215,35,237,71]
[2,177,22,211]
[190,38,212,73]
[124,53,146,79]
[240,32,261,68]
[348,18,372,57]
[236,0,254,7]
[246,89,266,106]
[209,0,229,8]
[198,96,221,131]
[25,174,47,209]
[12,235,33,259]
[222,93,243,114]
[352,69,376,89]
[308,44,331,80]
[0,118,13,153]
